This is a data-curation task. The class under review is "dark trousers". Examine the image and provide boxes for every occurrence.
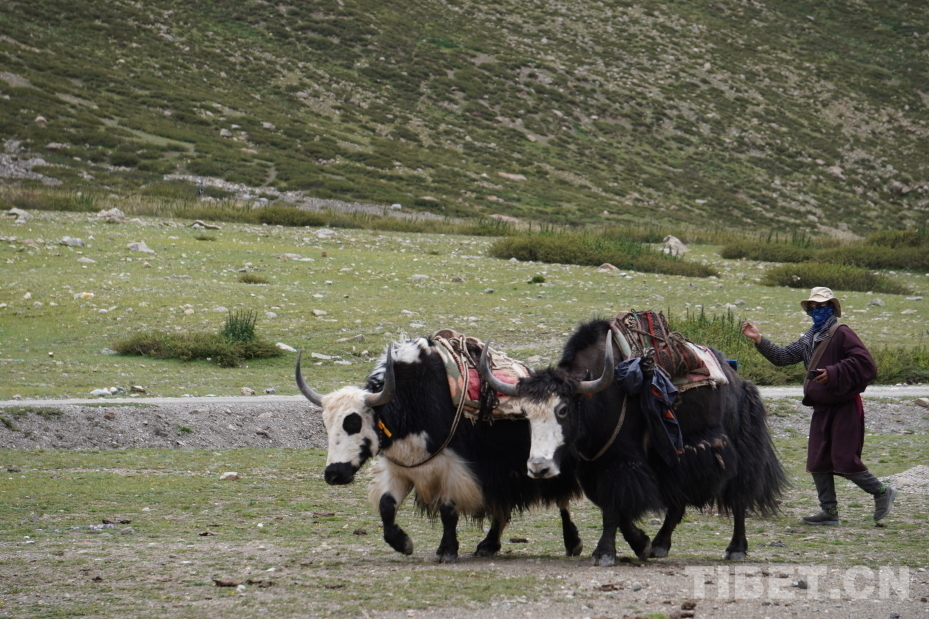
[812,471,884,511]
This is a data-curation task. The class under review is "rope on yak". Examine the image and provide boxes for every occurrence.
[579,394,627,462]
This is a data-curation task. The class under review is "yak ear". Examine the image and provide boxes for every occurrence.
[364,347,396,408]
[577,331,615,394]
[479,339,519,397]
[295,351,325,407]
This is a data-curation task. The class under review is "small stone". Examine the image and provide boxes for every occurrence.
[631,582,643,591]
[265,311,277,319]
[219,472,239,481]
[120,527,135,535]
[90,388,110,397]
[100,348,118,355]
[276,342,297,352]
[127,241,155,254]
[264,388,276,394]
[681,599,697,610]
[336,334,364,343]
[598,263,620,271]
[649,518,662,525]
[60,236,85,247]
[868,298,885,307]
[901,309,917,315]
[484,288,494,294]
[312,309,328,317]
[77,257,96,264]
[240,387,256,396]
[905,296,924,301]
[310,352,332,360]
[915,398,929,408]
[734,299,746,306]
[131,385,146,393]
[797,578,809,589]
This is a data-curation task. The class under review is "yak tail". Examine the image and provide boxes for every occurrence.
[721,380,791,517]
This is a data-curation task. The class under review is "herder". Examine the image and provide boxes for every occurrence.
[741,287,897,525]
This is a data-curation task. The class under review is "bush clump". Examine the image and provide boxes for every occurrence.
[813,245,929,271]
[488,232,718,278]
[720,241,814,263]
[237,273,270,284]
[760,262,912,295]
[112,311,279,367]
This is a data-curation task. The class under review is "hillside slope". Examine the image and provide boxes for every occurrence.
[1,0,928,233]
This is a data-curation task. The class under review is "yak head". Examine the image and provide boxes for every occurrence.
[478,333,613,479]
[295,349,395,485]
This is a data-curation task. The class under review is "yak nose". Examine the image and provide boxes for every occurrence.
[527,458,558,479]
[324,462,356,485]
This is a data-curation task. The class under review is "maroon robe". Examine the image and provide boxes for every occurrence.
[803,325,877,474]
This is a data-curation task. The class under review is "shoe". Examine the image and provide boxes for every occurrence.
[874,487,897,521]
[802,509,840,526]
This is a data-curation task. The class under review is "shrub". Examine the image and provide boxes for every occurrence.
[222,310,258,342]
[812,245,929,271]
[237,273,269,284]
[864,228,929,248]
[488,232,718,278]
[720,242,814,263]
[112,321,280,368]
[760,262,912,295]
[254,206,328,227]
[871,345,929,385]
[667,309,805,385]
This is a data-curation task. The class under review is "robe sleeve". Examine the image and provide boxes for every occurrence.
[822,326,876,400]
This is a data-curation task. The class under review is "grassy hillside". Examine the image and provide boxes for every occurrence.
[1,0,928,233]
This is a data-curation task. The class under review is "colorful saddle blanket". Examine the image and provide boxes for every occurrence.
[432,329,529,422]
[610,311,728,390]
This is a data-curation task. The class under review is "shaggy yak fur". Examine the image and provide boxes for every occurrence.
[515,319,789,565]
[297,337,584,563]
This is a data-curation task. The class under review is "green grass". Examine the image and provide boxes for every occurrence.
[761,263,912,295]
[1,210,927,399]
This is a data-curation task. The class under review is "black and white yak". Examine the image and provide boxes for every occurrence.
[480,319,788,566]
[295,336,613,563]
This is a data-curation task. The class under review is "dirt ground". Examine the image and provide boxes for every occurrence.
[2,396,928,618]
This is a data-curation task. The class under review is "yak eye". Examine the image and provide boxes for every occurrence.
[555,402,569,419]
[342,413,363,435]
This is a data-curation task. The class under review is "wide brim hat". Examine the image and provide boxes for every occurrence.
[800,286,842,317]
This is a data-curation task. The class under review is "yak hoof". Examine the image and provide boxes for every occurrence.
[635,540,652,561]
[400,537,414,556]
[591,553,615,567]
[725,550,746,561]
[566,541,583,557]
[474,547,498,558]
[650,545,669,558]
[434,552,458,564]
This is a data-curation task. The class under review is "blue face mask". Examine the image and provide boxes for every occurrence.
[808,305,834,330]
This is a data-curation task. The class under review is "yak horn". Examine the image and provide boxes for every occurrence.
[479,339,519,397]
[364,347,396,408]
[577,332,615,394]
[295,351,325,407]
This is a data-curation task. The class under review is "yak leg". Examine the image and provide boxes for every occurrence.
[559,501,583,556]
[724,500,748,560]
[619,517,652,562]
[592,508,651,566]
[435,502,460,563]
[650,504,685,558]
[474,513,508,557]
[378,490,414,555]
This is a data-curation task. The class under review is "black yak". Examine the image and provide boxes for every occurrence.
[481,319,788,565]
[296,335,612,562]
